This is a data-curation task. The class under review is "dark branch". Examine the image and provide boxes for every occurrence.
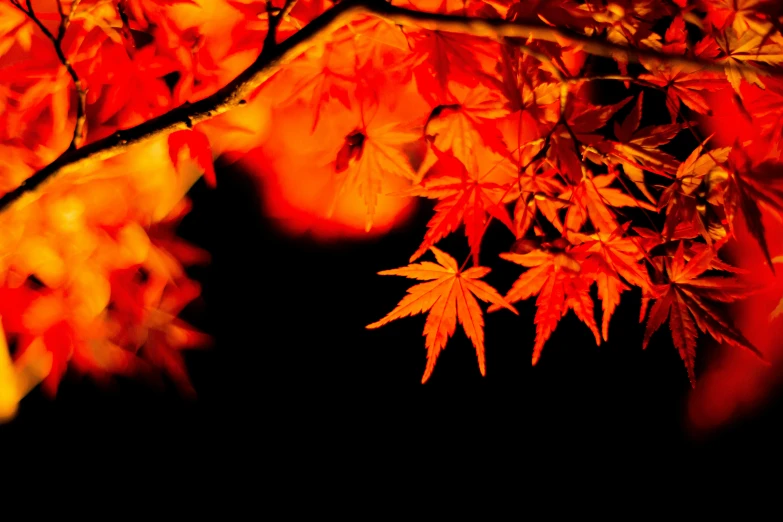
[263,0,299,53]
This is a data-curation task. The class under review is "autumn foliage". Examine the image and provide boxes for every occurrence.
[2,0,783,421]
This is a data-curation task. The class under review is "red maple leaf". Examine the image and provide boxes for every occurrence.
[570,226,653,340]
[642,241,765,386]
[548,88,632,184]
[168,128,217,187]
[725,145,783,271]
[404,147,514,265]
[490,243,601,365]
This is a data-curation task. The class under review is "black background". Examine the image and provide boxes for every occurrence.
[3,161,783,473]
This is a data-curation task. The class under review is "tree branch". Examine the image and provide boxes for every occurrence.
[1,0,776,214]
[263,0,299,53]
[10,0,87,153]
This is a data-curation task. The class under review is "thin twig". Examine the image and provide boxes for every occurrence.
[264,0,299,53]
[10,0,88,152]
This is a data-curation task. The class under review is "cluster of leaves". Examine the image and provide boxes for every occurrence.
[0,0,223,415]
[363,0,783,385]
[2,0,783,416]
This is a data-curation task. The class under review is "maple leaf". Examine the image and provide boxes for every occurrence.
[405,0,502,105]
[367,246,517,383]
[404,147,514,265]
[703,0,781,35]
[82,41,182,127]
[489,246,602,365]
[660,140,733,243]
[640,67,725,122]
[570,226,653,340]
[418,82,511,177]
[604,92,681,202]
[560,173,656,235]
[1,36,76,142]
[349,16,420,92]
[329,118,419,231]
[662,15,687,55]
[495,48,561,121]
[716,27,783,95]
[410,30,488,104]
[168,128,217,187]
[279,47,357,131]
[548,88,632,184]
[157,25,223,105]
[588,0,664,49]
[509,154,566,238]
[639,26,725,122]
[724,146,783,271]
[642,241,764,387]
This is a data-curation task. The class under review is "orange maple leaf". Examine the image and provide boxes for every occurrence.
[560,173,656,234]
[367,246,517,383]
[569,226,653,341]
[489,245,602,365]
[405,147,514,265]
[330,119,419,232]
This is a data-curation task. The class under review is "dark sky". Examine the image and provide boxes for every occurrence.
[4,159,783,472]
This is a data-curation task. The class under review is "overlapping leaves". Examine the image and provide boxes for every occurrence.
[2,0,782,409]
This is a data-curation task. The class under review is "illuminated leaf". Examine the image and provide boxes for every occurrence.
[168,128,217,187]
[367,247,516,383]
